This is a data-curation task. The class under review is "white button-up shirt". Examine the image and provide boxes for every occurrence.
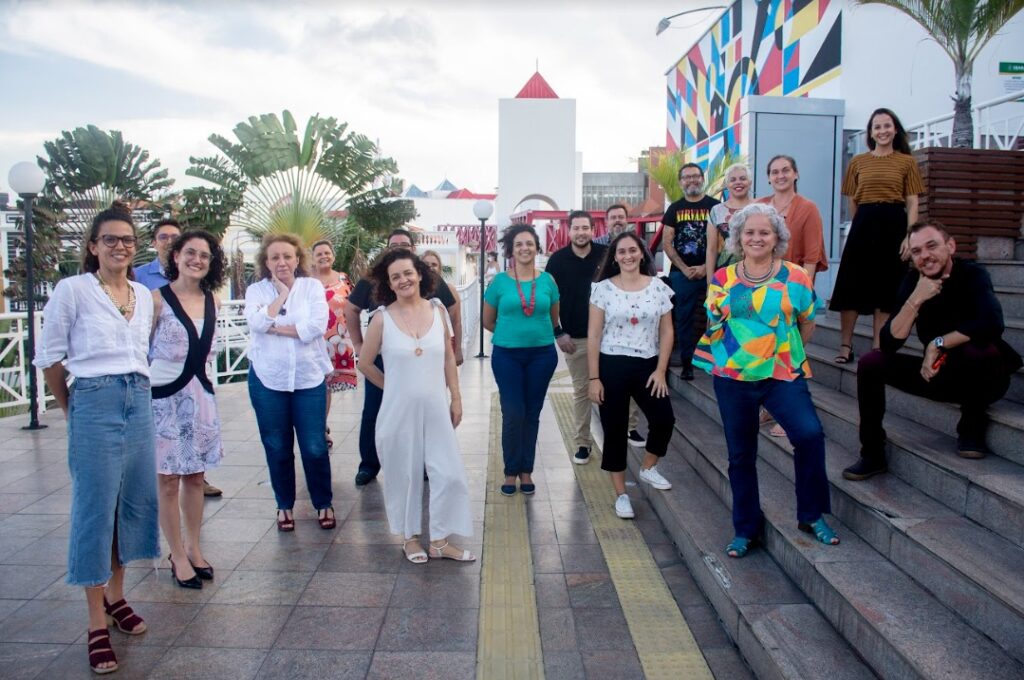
[34,273,154,378]
[244,277,331,392]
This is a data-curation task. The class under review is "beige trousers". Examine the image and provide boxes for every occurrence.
[563,339,639,449]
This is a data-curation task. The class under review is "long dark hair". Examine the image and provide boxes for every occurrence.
[164,230,226,293]
[866,108,912,155]
[595,232,656,282]
[767,154,799,193]
[82,200,136,276]
[369,249,436,306]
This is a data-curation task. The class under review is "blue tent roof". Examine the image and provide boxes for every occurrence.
[434,178,458,192]
[405,184,427,197]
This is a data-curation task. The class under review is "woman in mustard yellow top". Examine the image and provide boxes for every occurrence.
[829,108,924,362]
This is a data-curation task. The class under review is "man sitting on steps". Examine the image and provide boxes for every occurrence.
[843,221,1022,481]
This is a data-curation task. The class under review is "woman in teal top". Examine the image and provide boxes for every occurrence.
[483,225,560,496]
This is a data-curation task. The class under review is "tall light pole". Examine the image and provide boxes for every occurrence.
[8,162,48,431]
[656,5,727,35]
[472,200,493,359]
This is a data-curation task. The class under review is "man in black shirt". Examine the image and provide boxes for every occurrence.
[662,163,720,379]
[844,222,1021,480]
[343,229,461,486]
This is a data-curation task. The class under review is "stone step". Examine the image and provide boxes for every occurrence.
[979,260,1024,288]
[996,285,1024,318]
[803,342,1024,461]
[670,371,1024,665]
[655,386,1024,679]
[812,315,1024,404]
[620,445,877,680]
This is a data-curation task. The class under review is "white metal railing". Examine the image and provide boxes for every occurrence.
[0,313,44,410]
[847,91,1024,153]
[456,279,479,360]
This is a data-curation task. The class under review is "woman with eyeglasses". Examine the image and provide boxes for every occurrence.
[245,234,335,532]
[36,201,160,674]
[150,231,226,590]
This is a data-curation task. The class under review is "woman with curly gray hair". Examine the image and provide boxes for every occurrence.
[693,203,838,558]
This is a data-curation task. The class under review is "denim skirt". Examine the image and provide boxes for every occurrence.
[66,373,160,586]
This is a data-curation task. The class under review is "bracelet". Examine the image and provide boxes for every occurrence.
[553,325,565,338]
[589,377,600,381]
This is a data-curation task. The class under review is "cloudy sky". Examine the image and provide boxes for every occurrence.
[0,0,722,199]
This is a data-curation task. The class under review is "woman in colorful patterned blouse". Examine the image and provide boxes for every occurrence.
[312,240,357,450]
[693,203,839,558]
[829,108,924,362]
[588,232,676,520]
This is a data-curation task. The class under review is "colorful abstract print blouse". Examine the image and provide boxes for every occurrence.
[693,261,821,382]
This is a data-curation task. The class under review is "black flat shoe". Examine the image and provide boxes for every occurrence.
[168,555,202,589]
[189,558,214,580]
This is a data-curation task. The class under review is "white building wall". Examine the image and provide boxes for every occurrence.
[496,98,577,228]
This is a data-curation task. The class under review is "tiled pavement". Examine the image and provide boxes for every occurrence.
[0,357,752,679]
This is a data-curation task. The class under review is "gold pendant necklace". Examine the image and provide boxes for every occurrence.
[95,273,136,318]
[395,304,425,357]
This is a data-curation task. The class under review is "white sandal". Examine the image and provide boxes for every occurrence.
[403,538,428,564]
[428,541,476,562]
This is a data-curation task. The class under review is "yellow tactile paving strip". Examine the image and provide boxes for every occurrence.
[477,393,545,680]
[551,393,715,680]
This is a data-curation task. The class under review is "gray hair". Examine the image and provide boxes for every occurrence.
[725,203,790,259]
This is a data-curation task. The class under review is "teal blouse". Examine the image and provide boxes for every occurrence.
[485,272,560,348]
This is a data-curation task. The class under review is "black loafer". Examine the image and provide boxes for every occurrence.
[355,470,376,487]
[842,457,887,481]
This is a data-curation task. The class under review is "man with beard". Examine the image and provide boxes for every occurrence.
[594,203,630,246]
[546,211,607,464]
[843,222,1021,480]
[662,163,720,379]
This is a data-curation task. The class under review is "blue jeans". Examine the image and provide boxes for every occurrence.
[712,376,830,539]
[66,373,159,586]
[248,369,332,511]
[669,271,707,366]
[358,355,385,476]
[491,344,558,476]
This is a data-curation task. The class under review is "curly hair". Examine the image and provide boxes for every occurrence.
[725,203,791,260]
[82,200,136,275]
[254,233,310,280]
[164,230,226,293]
[595,232,655,282]
[369,249,435,306]
[499,224,542,259]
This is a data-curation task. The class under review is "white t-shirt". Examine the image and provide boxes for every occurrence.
[590,277,674,359]
[34,273,153,378]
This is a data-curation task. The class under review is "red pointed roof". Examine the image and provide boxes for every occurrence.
[516,71,558,99]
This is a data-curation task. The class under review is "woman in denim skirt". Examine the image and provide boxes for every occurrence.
[36,202,160,674]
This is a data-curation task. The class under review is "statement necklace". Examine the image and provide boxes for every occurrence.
[95,273,136,318]
[394,304,425,357]
[513,267,537,317]
[741,257,775,285]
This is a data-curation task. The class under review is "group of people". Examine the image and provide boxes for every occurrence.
[33,106,1021,676]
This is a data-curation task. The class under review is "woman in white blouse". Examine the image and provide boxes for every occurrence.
[36,202,159,674]
[587,232,676,520]
[244,234,334,532]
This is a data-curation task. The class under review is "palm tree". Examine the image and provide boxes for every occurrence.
[187,111,415,256]
[855,0,1024,147]
[644,150,747,203]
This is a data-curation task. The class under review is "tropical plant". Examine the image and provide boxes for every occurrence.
[186,111,415,256]
[643,150,747,203]
[854,0,1024,147]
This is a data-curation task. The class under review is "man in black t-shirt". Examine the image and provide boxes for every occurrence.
[843,222,1021,481]
[662,163,719,379]
[343,229,461,486]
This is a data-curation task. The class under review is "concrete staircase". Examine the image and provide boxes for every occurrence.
[628,257,1024,679]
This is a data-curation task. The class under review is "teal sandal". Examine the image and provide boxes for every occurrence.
[725,536,756,558]
[799,517,840,545]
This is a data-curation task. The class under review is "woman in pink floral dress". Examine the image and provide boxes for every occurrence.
[313,240,357,448]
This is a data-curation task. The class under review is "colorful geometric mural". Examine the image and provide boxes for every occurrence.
[666,0,842,167]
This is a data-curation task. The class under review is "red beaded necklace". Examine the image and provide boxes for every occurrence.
[513,267,537,317]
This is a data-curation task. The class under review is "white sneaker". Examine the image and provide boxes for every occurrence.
[639,465,672,490]
[615,494,635,519]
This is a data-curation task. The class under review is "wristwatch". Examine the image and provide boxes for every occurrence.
[933,336,944,350]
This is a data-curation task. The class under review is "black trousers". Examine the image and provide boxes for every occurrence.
[857,344,1010,458]
[598,354,675,473]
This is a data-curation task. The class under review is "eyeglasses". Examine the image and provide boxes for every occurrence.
[95,235,138,248]
[680,174,703,181]
[155,233,178,242]
[181,247,212,262]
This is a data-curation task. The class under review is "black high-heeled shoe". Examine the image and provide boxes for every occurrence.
[188,557,214,581]
[168,554,202,589]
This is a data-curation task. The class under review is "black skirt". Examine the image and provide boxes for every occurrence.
[828,203,909,314]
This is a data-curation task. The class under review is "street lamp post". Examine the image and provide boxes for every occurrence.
[656,6,727,35]
[8,162,48,431]
[472,200,493,359]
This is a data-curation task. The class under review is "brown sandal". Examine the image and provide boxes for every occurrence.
[103,597,146,634]
[277,510,295,532]
[318,507,336,530]
[88,628,118,674]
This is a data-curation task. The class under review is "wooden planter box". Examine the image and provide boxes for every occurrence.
[913,148,1024,259]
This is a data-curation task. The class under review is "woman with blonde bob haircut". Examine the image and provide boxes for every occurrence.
[245,234,335,533]
[705,163,755,287]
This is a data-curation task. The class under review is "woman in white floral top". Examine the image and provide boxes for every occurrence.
[587,232,676,519]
